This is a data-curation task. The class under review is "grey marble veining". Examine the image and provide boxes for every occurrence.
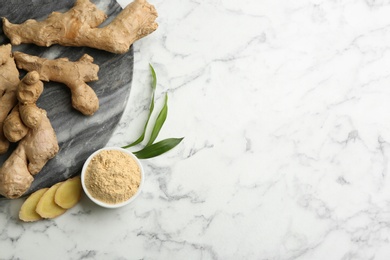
[4,0,390,259]
[0,0,133,197]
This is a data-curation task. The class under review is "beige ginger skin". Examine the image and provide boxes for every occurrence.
[0,44,20,154]
[0,72,59,199]
[14,52,100,116]
[2,0,158,54]
[0,0,159,198]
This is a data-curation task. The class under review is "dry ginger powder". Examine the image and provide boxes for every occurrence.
[84,149,141,204]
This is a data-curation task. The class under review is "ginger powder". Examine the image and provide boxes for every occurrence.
[84,149,141,204]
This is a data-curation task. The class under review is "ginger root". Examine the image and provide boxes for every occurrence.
[16,71,44,129]
[3,0,158,54]
[0,72,59,199]
[14,52,100,116]
[3,106,29,143]
[3,71,44,142]
[0,44,20,154]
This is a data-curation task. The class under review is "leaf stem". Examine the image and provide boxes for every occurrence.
[122,64,157,149]
[133,138,184,159]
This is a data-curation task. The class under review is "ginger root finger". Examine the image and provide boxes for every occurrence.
[0,72,59,199]
[0,145,34,199]
[16,72,59,175]
[4,71,44,140]
[3,0,158,54]
[25,110,59,175]
[0,44,20,154]
[3,106,29,143]
[2,0,107,47]
[0,108,59,198]
[19,104,43,130]
[14,52,99,116]
[17,71,44,129]
[81,0,159,54]
[0,109,59,198]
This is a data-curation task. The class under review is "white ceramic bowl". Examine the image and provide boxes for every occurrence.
[81,147,144,209]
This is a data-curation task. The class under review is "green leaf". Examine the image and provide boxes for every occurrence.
[150,63,157,90]
[147,93,168,146]
[133,138,184,159]
[122,64,157,149]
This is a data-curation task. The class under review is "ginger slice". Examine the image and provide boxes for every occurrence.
[0,72,59,199]
[36,183,66,218]
[14,52,100,116]
[2,0,158,54]
[19,188,49,222]
[0,44,20,154]
[54,176,82,209]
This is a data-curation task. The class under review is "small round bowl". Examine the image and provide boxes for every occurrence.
[81,147,144,209]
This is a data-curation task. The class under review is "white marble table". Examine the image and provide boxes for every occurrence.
[2,0,390,259]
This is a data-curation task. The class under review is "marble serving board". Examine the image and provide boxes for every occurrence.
[0,0,134,198]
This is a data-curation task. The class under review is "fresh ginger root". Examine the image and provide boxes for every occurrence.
[0,44,20,154]
[16,71,44,129]
[14,52,100,116]
[0,72,59,199]
[3,71,43,142]
[2,0,158,54]
[3,106,29,143]
[2,0,106,47]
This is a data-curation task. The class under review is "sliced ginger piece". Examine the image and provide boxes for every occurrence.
[36,183,66,218]
[54,176,82,209]
[19,188,49,222]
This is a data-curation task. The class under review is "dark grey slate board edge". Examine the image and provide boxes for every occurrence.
[0,0,134,198]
